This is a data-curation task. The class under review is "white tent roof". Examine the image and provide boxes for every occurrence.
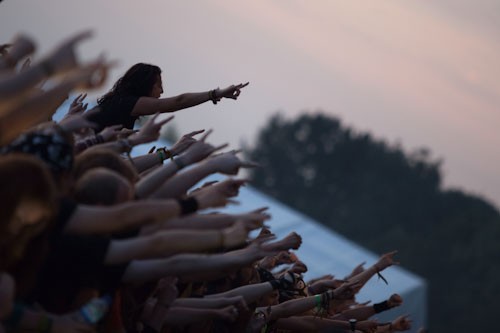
[131,141,427,331]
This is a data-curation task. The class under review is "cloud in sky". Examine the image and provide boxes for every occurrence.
[2,0,499,206]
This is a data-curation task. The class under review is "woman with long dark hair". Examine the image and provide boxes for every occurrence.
[88,63,248,130]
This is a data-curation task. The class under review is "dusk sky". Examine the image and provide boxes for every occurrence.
[2,1,500,207]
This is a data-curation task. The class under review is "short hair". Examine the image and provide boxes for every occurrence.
[73,147,139,183]
[75,168,132,205]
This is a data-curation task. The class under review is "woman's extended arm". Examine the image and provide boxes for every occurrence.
[130,83,248,116]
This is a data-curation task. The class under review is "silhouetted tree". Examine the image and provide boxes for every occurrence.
[248,112,500,333]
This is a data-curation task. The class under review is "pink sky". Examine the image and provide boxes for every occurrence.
[2,0,500,207]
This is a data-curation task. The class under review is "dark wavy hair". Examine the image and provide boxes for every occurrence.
[97,63,161,105]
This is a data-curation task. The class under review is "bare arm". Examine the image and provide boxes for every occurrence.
[263,295,320,321]
[130,83,248,116]
[349,251,399,292]
[135,160,180,198]
[172,296,244,309]
[65,177,243,235]
[0,60,109,145]
[104,222,250,264]
[140,213,236,235]
[132,153,162,173]
[335,294,403,321]
[162,306,236,327]
[131,92,212,116]
[206,282,274,304]
[121,247,266,284]
[273,316,351,331]
[151,161,216,199]
[64,199,182,235]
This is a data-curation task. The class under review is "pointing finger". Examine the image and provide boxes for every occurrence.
[200,129,213,142]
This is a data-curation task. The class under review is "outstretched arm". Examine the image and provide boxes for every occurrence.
[130,83,249,116]
[0,59,110,145]
[349,251,400,292]
[104,221,256,264]
[121,245,267,284]
[66,178,246,235]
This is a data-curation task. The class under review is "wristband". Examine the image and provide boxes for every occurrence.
[177,197,199,215]
[209,89,218,105]
[269,280,280,290]
[157,149,166,163]
[314,294,322,311]
[39,59,55,77]
[349,319,357,332]
[373,300,390,313]
[164,148,174,161]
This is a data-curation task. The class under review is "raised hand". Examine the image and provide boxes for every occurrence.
[129,113,174,145]
[214,82,249,101]
[179,129,228,165]
[375,250,400,272]
[262,232,302,252]
[117,128,138,138]
[232,207,271,230]
[208,150,259,175]
[0,35,35,68]
[169,129,205,155]
[347,261,366,278]
[216,305,239,322]
[63,93,88,121]
[65,56,115,91]
[59,113,97,133]
[192,178,247,209]
[391,315,412,331]
[98,125,123,142]
[156,276,179,308]
[387,293,403,308]
[43,30,93,75]
[221,220,253,249]
[289,260,308,274]
[330,280,361,300]
[0,44,11,57]
[275,251,296,265]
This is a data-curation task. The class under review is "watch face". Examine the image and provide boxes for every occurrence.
[349,319,356,331]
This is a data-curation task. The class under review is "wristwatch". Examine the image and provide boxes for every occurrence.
[349,318,357,332]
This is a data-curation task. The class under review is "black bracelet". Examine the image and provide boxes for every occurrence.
[39,59,55,77]
[177,197,199,215]
[209,89,218,105]
[269,280,280,290]
[373,300,390,313]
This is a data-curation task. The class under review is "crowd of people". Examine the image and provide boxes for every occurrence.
[0,30,424,333]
